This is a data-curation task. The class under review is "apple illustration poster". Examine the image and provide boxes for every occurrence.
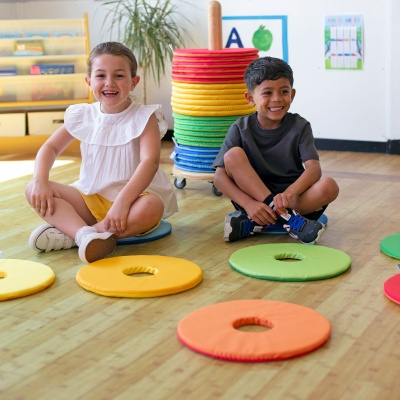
[324,15,363,70]
[222,15,288,62]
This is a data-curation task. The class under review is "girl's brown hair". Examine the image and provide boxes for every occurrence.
[87,42,138,77]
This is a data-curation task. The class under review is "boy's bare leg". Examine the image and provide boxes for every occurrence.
[290,177,339,215]
[224,147,271,202]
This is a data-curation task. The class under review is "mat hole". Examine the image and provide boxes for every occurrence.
[233,317,273,333]
[123,266,158,278]
[274,252,305,262]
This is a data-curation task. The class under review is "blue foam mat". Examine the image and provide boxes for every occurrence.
[174,161,214,173]
[174,145,220,155]
[117,220,172,245]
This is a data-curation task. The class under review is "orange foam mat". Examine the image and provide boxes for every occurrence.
[0,259,55,301]
[177,299,331,362]
[76,255,203,298]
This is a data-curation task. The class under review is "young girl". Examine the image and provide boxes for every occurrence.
[25,41,178,263]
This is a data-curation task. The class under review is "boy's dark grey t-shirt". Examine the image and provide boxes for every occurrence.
[212,112,319,194]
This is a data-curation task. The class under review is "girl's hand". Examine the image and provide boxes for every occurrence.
[30,181,60,217]
[103,203,130,236]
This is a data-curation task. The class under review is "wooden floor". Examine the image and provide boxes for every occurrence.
[1,141,400,400]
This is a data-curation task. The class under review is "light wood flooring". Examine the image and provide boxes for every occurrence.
[1,141,400,400]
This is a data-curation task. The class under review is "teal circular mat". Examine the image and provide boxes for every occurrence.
[117,220,171,245]
[229,243,352,282]
[380,233,400,259]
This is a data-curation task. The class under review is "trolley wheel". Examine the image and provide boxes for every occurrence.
[212,184,223,196]
[174,177,187,189]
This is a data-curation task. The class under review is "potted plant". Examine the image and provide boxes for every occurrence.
[97,0,193,104]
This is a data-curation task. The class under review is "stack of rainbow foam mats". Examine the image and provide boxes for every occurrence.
[170,48,258,190]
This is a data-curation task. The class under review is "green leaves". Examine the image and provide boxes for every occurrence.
[98,0,192,85]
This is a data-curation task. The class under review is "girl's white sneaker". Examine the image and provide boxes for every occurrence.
[29,224,77,252]
[78,231,117,263]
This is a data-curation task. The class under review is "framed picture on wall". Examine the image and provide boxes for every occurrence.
[222,15,288,62]
[325,15,363,70]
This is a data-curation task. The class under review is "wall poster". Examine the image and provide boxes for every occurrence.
[222,15,288,62]
[325,15,363,70]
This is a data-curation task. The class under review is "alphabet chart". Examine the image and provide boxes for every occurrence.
[325,15,363,70]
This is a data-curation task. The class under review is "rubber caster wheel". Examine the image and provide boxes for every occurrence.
[212,185,222,196]
[174,177,186,189]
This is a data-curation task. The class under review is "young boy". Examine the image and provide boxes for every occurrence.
[212,56,339,244]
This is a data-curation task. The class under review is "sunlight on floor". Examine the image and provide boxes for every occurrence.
[0,160,74,183]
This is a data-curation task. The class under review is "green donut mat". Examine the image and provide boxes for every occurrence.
[173,128,227,138]
[174,132,223,143]
[174,123,229,133]
[380,233,400,259]
[229,243,352,282]
[172,112,241,123]
[173,138,222,148]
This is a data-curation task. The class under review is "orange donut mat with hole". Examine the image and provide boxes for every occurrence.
[177,299,331,362]
[384,274,400,304]
[76,255,203,298]
[0,259,55,301]
[229,243,351,282]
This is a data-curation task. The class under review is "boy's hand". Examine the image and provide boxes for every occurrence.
[273,191,298,214]
[245,200,277,226]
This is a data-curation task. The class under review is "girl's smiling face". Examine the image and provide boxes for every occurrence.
[245,77,296,130]
[85,54,140,114]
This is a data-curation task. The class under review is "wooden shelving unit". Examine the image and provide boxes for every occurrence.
[0,13,92,154]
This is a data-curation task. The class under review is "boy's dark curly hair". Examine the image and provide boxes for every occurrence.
[244,56,294,92]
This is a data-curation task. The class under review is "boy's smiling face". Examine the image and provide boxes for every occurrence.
[245,77,296,130]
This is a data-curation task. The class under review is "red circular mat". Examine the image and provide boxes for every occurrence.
[174,48,259,57]
[384,274,400,304]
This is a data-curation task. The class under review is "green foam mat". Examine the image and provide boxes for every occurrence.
[229,243,352,282]
[380,233,400,259]
[173,112,240,123]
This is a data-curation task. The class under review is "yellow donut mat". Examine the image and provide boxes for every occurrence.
[0,259,55,301]
[76,255,203,298]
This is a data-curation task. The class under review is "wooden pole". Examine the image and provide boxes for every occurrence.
[208,1,223,50]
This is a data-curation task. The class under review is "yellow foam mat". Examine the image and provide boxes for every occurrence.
[76,255,203,298]
[0,259,55,301]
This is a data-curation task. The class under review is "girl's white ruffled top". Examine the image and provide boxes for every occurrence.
[64,101,178,218]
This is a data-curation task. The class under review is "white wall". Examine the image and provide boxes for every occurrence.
[2,0,399,143]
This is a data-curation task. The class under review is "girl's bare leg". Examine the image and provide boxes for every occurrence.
[25,181,96,239]
[95,194,164,238]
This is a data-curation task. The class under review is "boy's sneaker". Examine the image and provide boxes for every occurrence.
[29,224,77,252]
[224,210,256,242]
[78,232,117,263]
[281,210,325,244]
